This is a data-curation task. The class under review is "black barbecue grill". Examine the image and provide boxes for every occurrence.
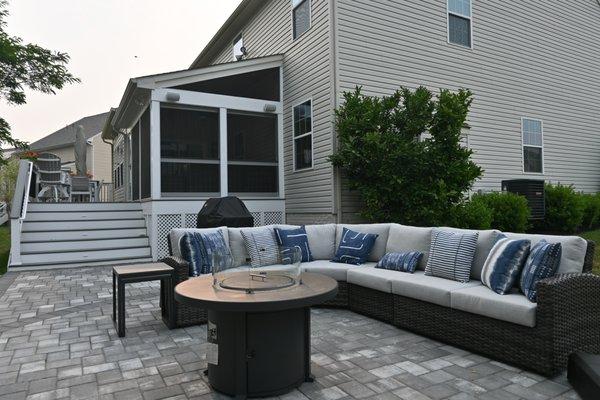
[196,196,254,228]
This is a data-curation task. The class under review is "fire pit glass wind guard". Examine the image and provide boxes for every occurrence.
[212,247,302,294]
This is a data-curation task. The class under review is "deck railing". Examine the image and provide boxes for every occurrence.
[98,182,114,202]
[9,160,33,267]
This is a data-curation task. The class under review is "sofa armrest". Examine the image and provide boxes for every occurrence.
[537,273,600,356]
[161,256,190,283]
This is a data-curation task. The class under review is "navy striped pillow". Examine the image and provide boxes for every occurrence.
[241,227,280,267]
[520,240,562,302]
[425,229,478,282]
[376,252,423,273]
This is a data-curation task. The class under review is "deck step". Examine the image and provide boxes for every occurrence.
[20,247,152,265]
[11,257,154,271]
[27,202,142,212]
[25,210,143,221]
[22,237,150,253]
[22,228,148,242]
[23,218,146,231]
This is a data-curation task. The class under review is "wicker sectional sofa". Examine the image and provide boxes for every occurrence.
[163,223,600,376]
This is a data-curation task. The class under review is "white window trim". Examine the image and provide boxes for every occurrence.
[291,0,312,41]
[232,33,243,61]
[446,0,473,49]
[292,98,314,172]
[521,117,544,175]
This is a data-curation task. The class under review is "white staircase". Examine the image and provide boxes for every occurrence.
[14,202,152,270]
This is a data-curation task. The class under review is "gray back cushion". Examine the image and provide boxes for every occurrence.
[503,232,587,274]
[305,224,337,260]
[169,227,230,259]
[385,224,432,270]
[335,224,391,262]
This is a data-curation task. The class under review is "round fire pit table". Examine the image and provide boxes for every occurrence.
[175,272,338,399]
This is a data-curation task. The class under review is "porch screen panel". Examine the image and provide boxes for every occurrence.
[160,106,220,194]
[140,109,151,199]
[131,122,140,200]
[227,111,278,194]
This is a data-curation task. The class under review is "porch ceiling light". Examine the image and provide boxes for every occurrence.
[166,92,181,102]
[263,104,277,113]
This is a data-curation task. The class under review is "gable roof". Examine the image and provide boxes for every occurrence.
[29,112,110,151]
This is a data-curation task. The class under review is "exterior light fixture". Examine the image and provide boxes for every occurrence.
[166,92,180,102]
[263,104,277,112]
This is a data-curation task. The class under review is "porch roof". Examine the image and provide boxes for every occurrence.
[102,54,284,140]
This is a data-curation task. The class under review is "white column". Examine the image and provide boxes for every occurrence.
[150,101,161,200]
[219,108,228,197]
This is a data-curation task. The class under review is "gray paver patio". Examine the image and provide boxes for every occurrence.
[0,267,581,400]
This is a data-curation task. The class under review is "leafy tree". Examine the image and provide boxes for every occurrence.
[330,86,482,226]
[0,0,78,163]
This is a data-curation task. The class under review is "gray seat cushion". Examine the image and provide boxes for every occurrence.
[391,271,480,307]
[302,260,372,281]
[305,224,337,260]
[385,224,432,270]
[336,224,391,262]
[503,232,587,274]
[451,285,537,327]
[347,266,397,293]
[170,227,230,259]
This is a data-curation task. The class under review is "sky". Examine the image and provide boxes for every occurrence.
[0,0,243,145]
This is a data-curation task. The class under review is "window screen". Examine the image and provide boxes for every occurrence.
[448,0,472,47]
[293,0,310,39]
[293,100,313,170]
[522,118,543,173]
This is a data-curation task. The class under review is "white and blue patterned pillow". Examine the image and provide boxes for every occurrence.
[376,252,423,273]
[332,228,378,265]
[480,234,531,295]
[241,227,281,267]
[274,226,313,263]
[520,239,562,302]
[180,231,231,276]
[425,228,478,283]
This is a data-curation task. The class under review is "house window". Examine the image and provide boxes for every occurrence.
[160,106,220,194]
[522,118,543,173]
[448,0,472,47]
[232,34,244,61]
[292,0,311,40]
[293,99,312,170]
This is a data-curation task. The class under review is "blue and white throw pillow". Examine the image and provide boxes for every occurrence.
[274,226,313,263]
[180,231,231,276]
[331,228,378,265]
[241,227,281,267]
[520,240,562,302]
[480,234,531,295]
[425,228,479,283]
[376,252,423,273]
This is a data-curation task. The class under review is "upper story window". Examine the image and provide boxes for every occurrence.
[292,0,311,40]
[522,118,544,174]
[232,34,244,61]
[293,99,313,170]
[448,0,472,47]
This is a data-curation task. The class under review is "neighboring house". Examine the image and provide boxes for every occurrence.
[102,0,600,257]
[29,112,112,183]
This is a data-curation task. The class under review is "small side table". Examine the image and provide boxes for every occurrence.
[112,263,175,337]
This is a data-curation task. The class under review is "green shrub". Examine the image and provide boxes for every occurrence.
[539,183,584,234]
[450,197,493,230]
[474,192,530,232]
[580,194,600,231]
[330,86,482,226]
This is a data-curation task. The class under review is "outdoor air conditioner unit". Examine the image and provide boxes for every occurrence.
[501,179,545,220]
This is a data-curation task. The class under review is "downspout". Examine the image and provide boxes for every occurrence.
[329,0,342,223]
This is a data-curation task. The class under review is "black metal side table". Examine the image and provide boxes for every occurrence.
[112,263,175,337]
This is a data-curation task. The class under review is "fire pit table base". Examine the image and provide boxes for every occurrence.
[208,307,311,398]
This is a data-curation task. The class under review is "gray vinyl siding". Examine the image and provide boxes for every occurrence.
[336,0,600,217]
[113,134,126,202]
[207,0,335,220]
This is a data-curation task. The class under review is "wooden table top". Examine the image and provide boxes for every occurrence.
[113,263,173,276]
[175,272,338,312]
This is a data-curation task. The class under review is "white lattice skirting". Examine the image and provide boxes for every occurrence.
[153,211,285,259]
